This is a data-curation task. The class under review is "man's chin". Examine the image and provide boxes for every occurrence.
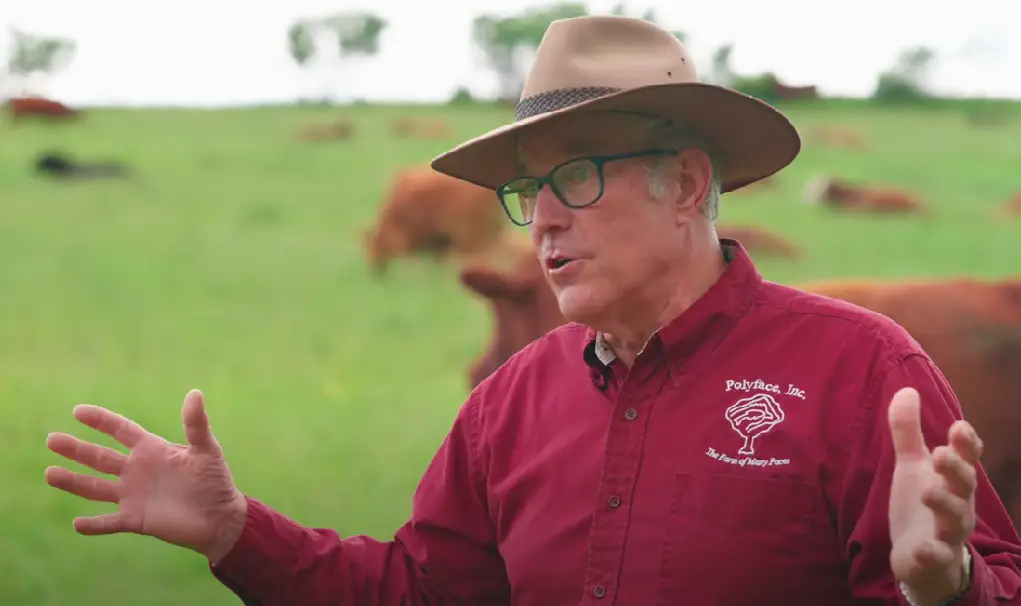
[555,286,604,325]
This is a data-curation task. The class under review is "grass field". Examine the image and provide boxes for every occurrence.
[2,99,1020,605]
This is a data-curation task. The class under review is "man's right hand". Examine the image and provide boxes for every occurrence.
[44,389,248,563]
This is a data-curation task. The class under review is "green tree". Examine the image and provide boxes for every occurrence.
[285,12,387,103]
[872,45,937,104]
[472,3,588,102]
[4,26,76,97]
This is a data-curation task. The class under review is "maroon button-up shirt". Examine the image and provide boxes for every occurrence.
[211,242,1021,605]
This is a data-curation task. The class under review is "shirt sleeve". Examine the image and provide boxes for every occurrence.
[209,391,511,605]
[837,352,1021,605]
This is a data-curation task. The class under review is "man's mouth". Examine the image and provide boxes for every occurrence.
[546,257,575,270]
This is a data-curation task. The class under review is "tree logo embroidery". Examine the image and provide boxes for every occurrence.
[724,393,785,455]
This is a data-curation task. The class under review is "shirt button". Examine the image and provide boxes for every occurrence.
[607,495,621,509]
[624,407,638,421]
[592,584,607,599]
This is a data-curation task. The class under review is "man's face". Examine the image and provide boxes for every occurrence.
[513,112,713,327]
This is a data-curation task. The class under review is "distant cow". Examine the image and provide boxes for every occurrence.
[460,262,1021,528]
[994,192,1021,219]
[363,165,507,274]
[765,74,819,100]
[390,116,453,139]
[803,174,930,215]
[807,125,867,150]
[295,120,355,142]
[33,151,130,180]
[716,225,803,260]
[7,97,79,121]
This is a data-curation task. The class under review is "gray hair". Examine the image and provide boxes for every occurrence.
[639,118,723,221]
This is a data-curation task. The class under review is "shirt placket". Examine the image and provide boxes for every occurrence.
[579,348,668,605]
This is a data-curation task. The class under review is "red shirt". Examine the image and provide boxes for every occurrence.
[211,241,1021,605]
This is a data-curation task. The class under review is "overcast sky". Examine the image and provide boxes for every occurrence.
[2,0,1019,107]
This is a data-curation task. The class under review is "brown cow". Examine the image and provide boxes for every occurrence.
[390,116,453,139]
[802,174,930,215]
[363,165,507,274]
[716,225,803,260]
[994,192,1021,219]
[460,263,1021,528]
[6,96,79,121]
[459,235,564,388]
[807,125,868,150]
[295,120,355,142]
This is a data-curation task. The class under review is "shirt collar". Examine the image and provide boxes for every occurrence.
[583,238,761,387]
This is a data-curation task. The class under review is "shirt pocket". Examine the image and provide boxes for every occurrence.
[658,472,841,605]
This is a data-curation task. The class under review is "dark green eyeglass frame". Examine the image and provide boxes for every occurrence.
[495,148,679,226]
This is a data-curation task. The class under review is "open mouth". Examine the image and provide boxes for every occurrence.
[546,257,575,270]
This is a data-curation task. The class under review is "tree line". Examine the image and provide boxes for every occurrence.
[3,5,938,105]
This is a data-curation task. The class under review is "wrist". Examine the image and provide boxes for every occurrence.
[899,546,973,606]
[206,492,249,565]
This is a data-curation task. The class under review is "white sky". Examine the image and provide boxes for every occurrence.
[2,0,1020,107]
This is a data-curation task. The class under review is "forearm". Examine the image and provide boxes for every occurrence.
[209,497,453,606]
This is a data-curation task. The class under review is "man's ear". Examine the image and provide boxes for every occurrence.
[674,149,712,220]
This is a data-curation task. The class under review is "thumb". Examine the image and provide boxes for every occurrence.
[888,386,928,460]
[182,389,219,453]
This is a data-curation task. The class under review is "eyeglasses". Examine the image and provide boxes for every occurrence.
[496,148,678,226]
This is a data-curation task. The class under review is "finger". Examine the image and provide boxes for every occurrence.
[45,466,120,504]
[73,404,149,449]
[46,432,127,476]
[923,486,973,544]
[181,389,219,453]
[888,387,928,460]
[911,537,958,571]
[74,512,126,535]
[948,420,983,466]
[932,446,978,499]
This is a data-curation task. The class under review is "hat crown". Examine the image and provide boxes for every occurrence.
[521,16,698,102]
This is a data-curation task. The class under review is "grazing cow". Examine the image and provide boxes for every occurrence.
[390,116,453,139]
[363,165,506,274]
[459,236,564,389]
[33,151,130,180]
[802,174,930,215]
[295,120,355,142]
[807,125,867,150]
[994,192,1021,219]
[460,262,1021,528]
[7,96,79,121]
[716,225,803,260]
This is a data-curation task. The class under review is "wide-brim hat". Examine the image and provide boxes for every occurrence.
[431,15,801,194]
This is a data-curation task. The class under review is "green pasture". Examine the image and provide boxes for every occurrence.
[1,100,1019,605]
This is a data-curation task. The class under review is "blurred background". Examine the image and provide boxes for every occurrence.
[2,0,1020,604]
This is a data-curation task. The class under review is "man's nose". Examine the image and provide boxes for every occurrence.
[530,187,572,234]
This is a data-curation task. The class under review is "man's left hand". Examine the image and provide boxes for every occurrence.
[888,386,980,605]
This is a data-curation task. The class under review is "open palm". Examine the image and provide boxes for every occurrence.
[887,387,978,598]
[45,390,247,561]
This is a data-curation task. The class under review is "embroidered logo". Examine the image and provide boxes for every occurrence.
[724,393,785,455]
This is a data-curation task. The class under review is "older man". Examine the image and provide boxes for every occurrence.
[43,15,1021,606]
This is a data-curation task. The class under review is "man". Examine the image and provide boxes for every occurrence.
[43,15,1021,606]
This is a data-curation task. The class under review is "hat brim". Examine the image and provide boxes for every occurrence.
[430,82,801,194]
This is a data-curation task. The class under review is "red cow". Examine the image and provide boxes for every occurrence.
[363,165,507,274]
[7,96,80,121]
[802,174,930,215]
